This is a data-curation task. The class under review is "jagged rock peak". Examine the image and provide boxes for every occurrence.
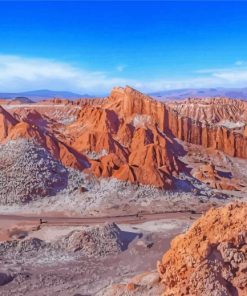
[110,85,155,102]
[0,105,18,141]
[0,105,17,120]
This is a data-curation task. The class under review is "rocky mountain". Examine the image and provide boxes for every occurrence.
[0,85,246,194]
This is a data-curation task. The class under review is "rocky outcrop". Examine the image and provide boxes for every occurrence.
[0,106,18,141]
[1,86,246,188]
[67,89,180,188]
[167,97,247,123]
[0,107,87,170]
[7,122,87,170]
[104,86,167,129]
[59,222,123,257]
[105,88,247,159]
[192,163,245,191]
[157,202,247,296]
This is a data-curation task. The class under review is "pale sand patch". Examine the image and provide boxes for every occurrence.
[120,218,190,234]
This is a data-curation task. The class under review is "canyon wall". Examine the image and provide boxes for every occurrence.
[165,107,247,159]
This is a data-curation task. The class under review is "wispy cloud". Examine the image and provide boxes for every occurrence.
[194,63,247,86]
[235,60,245,66]
[0,54,247,95]
[116,64,126,72]
[138,64,247,92]
[0,55,130,95]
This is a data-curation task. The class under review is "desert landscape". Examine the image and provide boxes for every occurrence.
[0,85,246,295]
[1,1,247,295]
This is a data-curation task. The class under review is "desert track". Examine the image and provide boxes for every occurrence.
[0,210,201,227]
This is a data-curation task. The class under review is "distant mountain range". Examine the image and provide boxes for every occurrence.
[149,87,247,100]
[1,87,247,102]
[0,90,93,100]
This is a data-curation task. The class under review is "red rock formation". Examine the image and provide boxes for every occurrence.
[73,97,104,107]
[157,202,247,296]
[115,121,134,147]
[166,108,247,158]
[192,163,244,191]
[65,90,179,187]
[105,88,247,159]
[76,107,120,134]
[7,121,87,170]
[0,98,33,105]
[244,125,247,138]
[36,98,71,105]
[167,97,247,123]
[1,86,246,188]
[0,106,18,141]
[104,86,167,129]
[70,107,127,161]
[0,107,87,170]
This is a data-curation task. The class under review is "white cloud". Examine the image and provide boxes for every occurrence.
[194,65,247,87]
[0,55,130,95]
[0,54,247,95]
[116,65,126,72]
[137,65,247,92]
[212,70,247,82]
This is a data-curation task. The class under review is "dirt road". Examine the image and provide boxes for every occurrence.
[0,210,201,227]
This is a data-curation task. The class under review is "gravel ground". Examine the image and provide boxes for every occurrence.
[0,139,69,204]
[0,139,245,216]
[0,218,190,296]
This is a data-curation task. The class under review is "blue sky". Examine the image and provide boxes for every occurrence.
[0,1,247,95]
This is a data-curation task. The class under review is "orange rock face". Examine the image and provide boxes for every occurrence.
[166,107,247,158]
[192,163,244,191]
[0,86,246,188]
[157,202,247,296]
[0,106,18,141]
[0,110,87,171]
[105,86,167,128]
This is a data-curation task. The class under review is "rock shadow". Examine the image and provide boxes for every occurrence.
[217,170,232,179]
[118,229,142,251]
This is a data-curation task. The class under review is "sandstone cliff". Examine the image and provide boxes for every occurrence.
[166,107,247,158]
